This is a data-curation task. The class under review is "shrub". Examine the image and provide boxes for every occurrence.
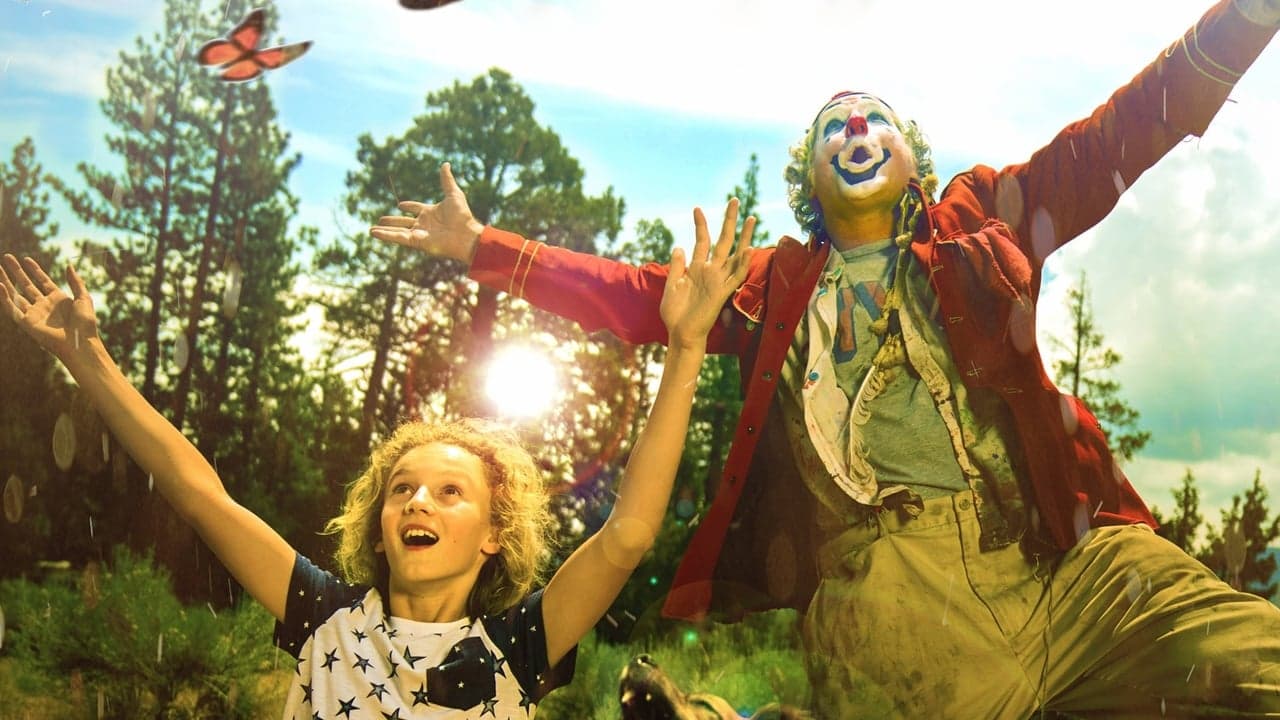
[0,546,280,719]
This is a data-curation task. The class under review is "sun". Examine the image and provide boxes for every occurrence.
[484,345,558,418]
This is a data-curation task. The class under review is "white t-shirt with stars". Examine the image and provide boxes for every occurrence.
[273,554,575,719]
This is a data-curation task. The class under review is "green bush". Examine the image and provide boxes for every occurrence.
[0,547,279,719]
[539,609,809,719]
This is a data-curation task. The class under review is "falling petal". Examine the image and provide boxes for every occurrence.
[3,474,22,523]
[1124,568,1144,603]
[141,92,157,133]
[221,260,244,318]
[82,562,101,609]
[1059,394,1079,436]
[1007,295,1035,354]
[53,412,76,471]
[0,605,4,650]
[1072,502,1091,543]
[1030,207,1057,264]
[173,334,189,373]
[994,174,1024,228]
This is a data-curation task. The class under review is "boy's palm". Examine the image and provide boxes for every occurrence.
[661,200,755,349]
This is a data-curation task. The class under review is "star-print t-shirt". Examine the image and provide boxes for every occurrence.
[272,553,576,719]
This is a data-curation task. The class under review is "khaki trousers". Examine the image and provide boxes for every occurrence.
[802,490,1280,719]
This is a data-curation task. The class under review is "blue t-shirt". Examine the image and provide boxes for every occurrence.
[273,554,576,719]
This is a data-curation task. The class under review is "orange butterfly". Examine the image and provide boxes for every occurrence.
[197,8,311,83]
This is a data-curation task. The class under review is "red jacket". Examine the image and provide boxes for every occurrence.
[470,1,1277,620]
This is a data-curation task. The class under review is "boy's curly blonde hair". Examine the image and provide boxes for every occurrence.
[323,419,554,618]
[783,93,938,239]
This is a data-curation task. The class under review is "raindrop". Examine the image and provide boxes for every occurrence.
[0,604,5,650]
[1030,206,1057,264]
[89,515,95,539]
[53,411,77,470]
[3,474,23,523]
[109,182,124,211]
[101,431,110,463]
[221,260,244,318]
[175,34,188,62]
[1059,394,1079,436]
[157,632,164,663]
[1112,459,1126,486]
[173,333,189,373]
[148,472,154,492]
[995,174,1024,228]
[1186,664,1196,683]
[98,688,105,718]
[141,92,157,133]
[27,483,36,498]
[1111,170,1127,196]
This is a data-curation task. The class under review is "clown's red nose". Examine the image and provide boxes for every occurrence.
[845,115,869,138]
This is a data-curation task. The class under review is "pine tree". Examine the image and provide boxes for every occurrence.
[1051,272,1151,461]
[1197,471,1280,598]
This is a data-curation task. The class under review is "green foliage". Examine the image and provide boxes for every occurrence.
[539,611,808,719]
[1051,272,1151,461]
[0,548,279,719]
[1152,469,1204,554]
[1196,471,1280,598]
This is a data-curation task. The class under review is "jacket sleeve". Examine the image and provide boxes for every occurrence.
[947,0,1277,268]
[467,225,758,353]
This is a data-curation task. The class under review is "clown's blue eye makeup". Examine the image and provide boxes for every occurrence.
[868,111,889,125]
[823,118,844,137]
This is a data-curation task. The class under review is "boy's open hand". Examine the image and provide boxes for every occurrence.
[660,198,756,351]
[370,162,485,263]
[0,254,100,360]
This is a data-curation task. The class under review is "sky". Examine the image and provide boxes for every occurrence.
[2,0,1279,525]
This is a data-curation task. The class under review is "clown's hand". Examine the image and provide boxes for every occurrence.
[660,198,755,351]
[1235,0,1280,26]
[370,163,484,264]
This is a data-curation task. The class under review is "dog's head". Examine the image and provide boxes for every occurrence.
[618,654,810,720]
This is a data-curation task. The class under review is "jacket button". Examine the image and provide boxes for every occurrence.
[747,426,756,434]
[762,371,773,381]
[775,322,785,330]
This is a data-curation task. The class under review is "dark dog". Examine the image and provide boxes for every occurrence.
[618,654,811,720]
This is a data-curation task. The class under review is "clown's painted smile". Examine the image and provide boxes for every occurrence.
[831,147,894,187]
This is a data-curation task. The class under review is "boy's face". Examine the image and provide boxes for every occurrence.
[809,92,917,220]
[376,442,501,595]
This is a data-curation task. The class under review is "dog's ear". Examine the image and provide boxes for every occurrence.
[749,704,814,720]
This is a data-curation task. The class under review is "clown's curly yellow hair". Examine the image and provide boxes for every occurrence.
[784,101,938,238]
[323,418,554,618]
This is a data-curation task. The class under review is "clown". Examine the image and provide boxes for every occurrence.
[374,1,1280,716]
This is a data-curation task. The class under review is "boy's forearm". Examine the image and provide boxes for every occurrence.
[62,338,227,520]
[601,344,704,564]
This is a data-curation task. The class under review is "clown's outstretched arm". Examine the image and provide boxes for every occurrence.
[371,164,763,352]
[535,201,755,668]
[0,255,295,621]
[963,0,1278,262]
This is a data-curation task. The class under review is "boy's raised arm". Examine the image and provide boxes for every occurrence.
[539,200,756,667]
[0,254,296,621]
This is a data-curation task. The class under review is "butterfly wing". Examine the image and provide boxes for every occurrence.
[220,59,265,83]
[252,41,311,70]
[197,7,264,67]
[197,38,241,67]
